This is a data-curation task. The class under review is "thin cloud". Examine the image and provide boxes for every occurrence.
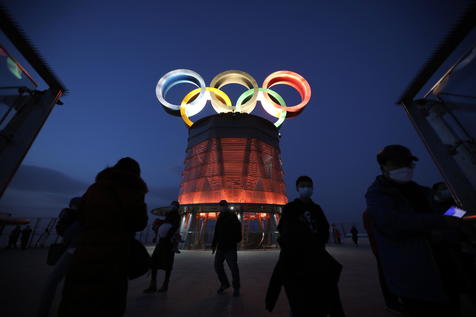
[8,164,88,195]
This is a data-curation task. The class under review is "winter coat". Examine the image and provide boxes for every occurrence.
[212,211,242,250]
[365,175,447,302]
[266,199,342,314]
[58,167,148,317]
[278,199,330,264]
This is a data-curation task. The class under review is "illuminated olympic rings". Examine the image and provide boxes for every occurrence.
[236,88,287,127]
[155,69,311,127]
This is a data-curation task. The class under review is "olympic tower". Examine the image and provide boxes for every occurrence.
[156,70,311,249]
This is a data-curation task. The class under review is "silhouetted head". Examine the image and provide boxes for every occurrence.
[69,197,82,209]
[114,157,141,176]
[296,175,313,199]
[432,181,452,202]
[170,201,180,210]
[377,145,418,184]
[218,200,230,213]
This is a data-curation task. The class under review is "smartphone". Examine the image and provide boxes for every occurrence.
[444,206,467,218]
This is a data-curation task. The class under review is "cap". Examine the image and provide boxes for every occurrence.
[377,145,419,165]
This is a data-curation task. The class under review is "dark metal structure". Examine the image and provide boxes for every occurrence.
[397,2,476,211]
[0,6,66,198]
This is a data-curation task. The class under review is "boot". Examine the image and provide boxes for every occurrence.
[143,280,157,293]
[157,285,168,292]
[158,280,169,292]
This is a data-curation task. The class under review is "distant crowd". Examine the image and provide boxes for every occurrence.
[5,224,32,249]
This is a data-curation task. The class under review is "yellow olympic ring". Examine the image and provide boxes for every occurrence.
[181,87,232,127]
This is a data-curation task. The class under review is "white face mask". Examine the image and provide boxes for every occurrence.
[388,167,413,183]
[298,187,313,198]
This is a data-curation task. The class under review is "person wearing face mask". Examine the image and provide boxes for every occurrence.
[212,200,242,297]
[365,145,461,317]
[266,176,345,317]
[432,182,455,214]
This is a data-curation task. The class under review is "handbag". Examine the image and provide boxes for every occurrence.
[108,186,151,280]
[47,243,67,265]
[127,237,151,280]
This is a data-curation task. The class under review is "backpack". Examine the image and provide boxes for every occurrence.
[55,208,78,237]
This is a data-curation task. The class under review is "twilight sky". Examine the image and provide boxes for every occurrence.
[0,0,471,224]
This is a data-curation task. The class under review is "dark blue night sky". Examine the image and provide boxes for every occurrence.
[0,0,470,224]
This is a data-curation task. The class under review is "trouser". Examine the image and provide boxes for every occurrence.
[37,252,74,317]
[150,268,172,289]
[214,248,240,290]
[8,238,18,248]
[21,238,29,249]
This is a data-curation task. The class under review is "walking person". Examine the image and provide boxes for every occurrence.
[144,201,181,293]
[266,176,345,316]
[331,224,339,244]
[36,197,82,317]
[335,228,342,244]
[7,225,21,248]
[365,145,461,317]
[20,225,32,250]
[58,157,148,317]
[212,200,242,297]
[350,225,359,247]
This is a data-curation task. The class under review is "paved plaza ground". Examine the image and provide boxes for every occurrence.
[1,239,475,316]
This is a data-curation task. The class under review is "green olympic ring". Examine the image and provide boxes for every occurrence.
[236,88,287,128]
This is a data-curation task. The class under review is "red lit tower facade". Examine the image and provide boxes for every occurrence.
[179,113,286,249]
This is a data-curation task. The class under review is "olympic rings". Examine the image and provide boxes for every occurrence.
[236,88,287,128]
[262,71,311,118]
[181,88,232,127]
[155,69,206,117]
[156,69,311,126]
[209,70,259,114]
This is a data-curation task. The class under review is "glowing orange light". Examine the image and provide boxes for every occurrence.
[179,138,287,205]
